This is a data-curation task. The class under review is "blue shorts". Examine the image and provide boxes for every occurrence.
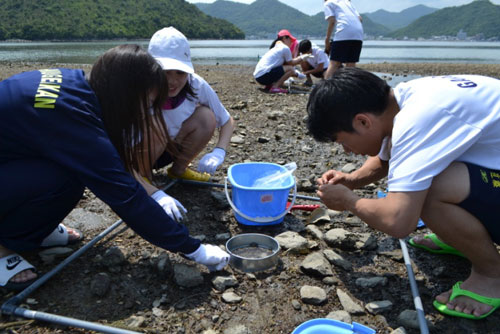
[255,66,285,86]
[0,159,84,251]
[459,162,500,244]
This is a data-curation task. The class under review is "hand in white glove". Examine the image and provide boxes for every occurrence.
[151,190,187,222]
[300,54,314,61]
[185,244,230,271]
[295,71,307,80]
[197,147,226,174]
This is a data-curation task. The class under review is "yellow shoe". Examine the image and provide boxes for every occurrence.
[167,167,210,182]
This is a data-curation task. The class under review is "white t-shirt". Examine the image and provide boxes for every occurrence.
[163,73,230,139]
[253,42,293,79]
[379,75,500,192]
[306,44,329,70]
[324,0,363,41]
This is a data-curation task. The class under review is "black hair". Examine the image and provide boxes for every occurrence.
[270,36,287,49]
[306,67,391,142]
[89,44,175,174]
[176,76,197,101]
[299,40,312,54]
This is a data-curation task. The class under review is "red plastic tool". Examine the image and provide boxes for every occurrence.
[286,202,321,211]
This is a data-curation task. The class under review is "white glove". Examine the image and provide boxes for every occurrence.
[197,147,226,174]
[295,71,306,80]
[151,190,187,221]
[185,244,230,271]
[300,54,314,61]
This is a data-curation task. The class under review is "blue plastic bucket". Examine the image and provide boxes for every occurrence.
[224,162,296,225]
[292,318,376,334]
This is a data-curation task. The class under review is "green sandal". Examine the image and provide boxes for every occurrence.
[408,233,465,258]
[433,281,500,319]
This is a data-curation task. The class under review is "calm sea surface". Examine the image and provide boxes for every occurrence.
[0,40,499,65]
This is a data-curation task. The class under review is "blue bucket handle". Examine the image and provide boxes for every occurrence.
[224,177,297,224]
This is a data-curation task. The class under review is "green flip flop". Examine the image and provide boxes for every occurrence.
[408,233,465,258]
[433,281,500,320]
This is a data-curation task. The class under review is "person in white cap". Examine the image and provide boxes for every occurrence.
[144,26,235,185]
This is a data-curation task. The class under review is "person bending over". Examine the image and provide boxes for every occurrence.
[0,44,229,291]
[307,67,500,320]
[253,34,311,94]
[298,39,329,86]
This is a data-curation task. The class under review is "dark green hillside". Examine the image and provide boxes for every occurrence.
[228,0,324,38]
[366,5,437,31]
[391,0,500,39]
[0,0,244,40]
[196,0,248,18]
[359,15,391,37]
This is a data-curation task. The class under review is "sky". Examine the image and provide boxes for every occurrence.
[186,0,500,15]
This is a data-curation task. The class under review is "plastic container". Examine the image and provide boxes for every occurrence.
[224,162,296,225]
[292,318,376,334]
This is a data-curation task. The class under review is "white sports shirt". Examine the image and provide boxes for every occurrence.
[253,42,292,79]
[162,73,230,139]
[379,75,500,192]
[307,44,329,70]
[324,0,363,41]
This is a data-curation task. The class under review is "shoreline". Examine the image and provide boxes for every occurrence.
[1,62,499,80]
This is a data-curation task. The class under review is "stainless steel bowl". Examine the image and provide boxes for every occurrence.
[226,233,280,273]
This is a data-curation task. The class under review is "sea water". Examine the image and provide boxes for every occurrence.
[1,40,499,65]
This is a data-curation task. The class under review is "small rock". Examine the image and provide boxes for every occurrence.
[336,288,364,314]
[326,310,351,323]
[300,285,327,305]
[230,135,245,144]
[355,276,387,288]
[212,275,238,291]
[102,246,126,267]
[365,300,393,314]
[300,252,333,277]
[90,272,111,297]
[173,264,204,287]
[307,208,331,225]
[222,291,242,304]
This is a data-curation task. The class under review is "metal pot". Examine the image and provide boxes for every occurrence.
[226,233,280,273]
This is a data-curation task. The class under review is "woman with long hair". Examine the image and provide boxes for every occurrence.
[0,44,229,291]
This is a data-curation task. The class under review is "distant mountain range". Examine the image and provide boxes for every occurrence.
[195,0,500,40]
[365,5,437,31]
[195,0,388,38]
[390,0,500,39]
[0,0,244,41]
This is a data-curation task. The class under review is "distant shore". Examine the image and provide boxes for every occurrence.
[1,62,499,81]
[359,62,500,78]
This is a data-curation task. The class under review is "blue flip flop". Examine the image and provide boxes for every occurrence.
[408,233,465,258]
[433,281,500,319]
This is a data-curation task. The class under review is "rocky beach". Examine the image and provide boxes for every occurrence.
[1,61,500,334]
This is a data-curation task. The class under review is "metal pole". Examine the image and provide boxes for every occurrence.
[13,308,141,334]
[3,219,126,308]
[1,179,179,334]
[177,178,322,202]
[399,239,430,334]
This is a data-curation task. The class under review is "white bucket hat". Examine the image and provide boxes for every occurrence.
[148,27,194,74]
